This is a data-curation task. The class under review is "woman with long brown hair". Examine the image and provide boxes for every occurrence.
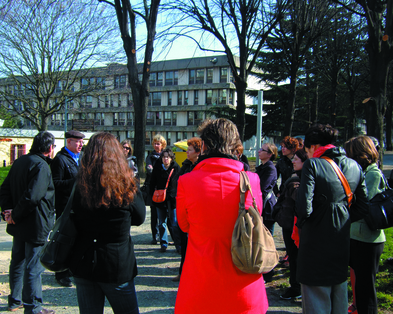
[69,132,145,314]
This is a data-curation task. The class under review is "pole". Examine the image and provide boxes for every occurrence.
[256,90,263,167]
[64,96,68,147]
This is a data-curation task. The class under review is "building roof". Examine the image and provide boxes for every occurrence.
[0,128,94,139]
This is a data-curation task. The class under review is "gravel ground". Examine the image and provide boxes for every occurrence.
[0,207,303,314]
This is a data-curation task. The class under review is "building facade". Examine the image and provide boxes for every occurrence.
[2,55,262,153]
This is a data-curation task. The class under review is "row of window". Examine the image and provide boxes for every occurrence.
[49,111,205,127]
[125,131,199,146]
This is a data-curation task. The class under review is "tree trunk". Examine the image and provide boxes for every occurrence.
[347,85,356,140]
[386,101,392,151]
[235,80,247,142]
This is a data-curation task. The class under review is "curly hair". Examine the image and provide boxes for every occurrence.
[344,136,379,170]
[197,118,240,156]
[77,132,137,209]
[280,136,299,153]
[153,134,167,149]
[304,124,338,148]
[187,137,202,153]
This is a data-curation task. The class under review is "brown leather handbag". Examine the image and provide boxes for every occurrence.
[231,171,279,274]
[152,169,174,203]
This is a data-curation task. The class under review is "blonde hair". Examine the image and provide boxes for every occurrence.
[152,134,167,149]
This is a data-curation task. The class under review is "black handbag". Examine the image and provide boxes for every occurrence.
[364,179,393,230]
[40,184,77,272]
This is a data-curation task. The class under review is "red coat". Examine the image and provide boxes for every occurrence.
[175,157,268,314]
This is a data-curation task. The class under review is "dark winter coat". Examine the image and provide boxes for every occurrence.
[255,160,277,222]
[275,155,294,194]
[0,153,55,245]
[51,147,79,217]
[149,160,180,210]
[295,147,369,286]
[69,189,146,283]
[143,151,161,206]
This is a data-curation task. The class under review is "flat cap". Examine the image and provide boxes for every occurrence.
[65,130,85,139]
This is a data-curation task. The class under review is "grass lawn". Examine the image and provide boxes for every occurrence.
[0,166,10,186]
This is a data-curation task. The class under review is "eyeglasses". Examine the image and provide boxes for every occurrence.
[259,148,270,153]
[123,146,131,151]
[52,144,56,148]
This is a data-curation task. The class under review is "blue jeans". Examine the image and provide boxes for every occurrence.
[74,277,139,314]
[8,237,45,314]
[156,204,181,250]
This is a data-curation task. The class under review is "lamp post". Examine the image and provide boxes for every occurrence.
[63,91,69,147]
[256,90,263,167]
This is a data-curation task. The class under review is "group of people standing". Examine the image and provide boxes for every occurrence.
[0,119,388,314]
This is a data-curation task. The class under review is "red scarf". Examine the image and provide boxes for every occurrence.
[313,144,336,158]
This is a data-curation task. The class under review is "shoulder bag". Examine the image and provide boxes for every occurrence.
[40,183,77,272]
[364,175,393,230]
[231,171,279,274]
[152,168,174,203]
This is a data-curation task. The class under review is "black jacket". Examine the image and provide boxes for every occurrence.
[149,160,180,209]
[69,188,146,283]
[275,155,294,194]
[295,147,368,286]
[0,153,55,245]
[51,147,79,217]
[255,160,277,222]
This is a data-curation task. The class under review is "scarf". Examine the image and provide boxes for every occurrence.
[313,144,336,158]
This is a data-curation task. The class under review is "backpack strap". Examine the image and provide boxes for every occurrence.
[321,156,353,207]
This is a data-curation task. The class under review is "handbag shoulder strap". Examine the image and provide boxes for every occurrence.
[321,156,353,207]
[239,171,258,211]
[61,182,77,217]
[164,168,174,189]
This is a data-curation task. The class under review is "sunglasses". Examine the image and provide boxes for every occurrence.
[123,146,131,151]
[259,148,270,153]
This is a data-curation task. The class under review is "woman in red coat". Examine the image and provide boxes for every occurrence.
[175,118,268,314]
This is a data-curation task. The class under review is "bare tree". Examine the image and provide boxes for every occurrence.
[99,0,160,176]
[0,0,119,131]
[166,0,286,141]
[333,0,393,164]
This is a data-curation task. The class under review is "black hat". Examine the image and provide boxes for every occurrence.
[65,130,85,139]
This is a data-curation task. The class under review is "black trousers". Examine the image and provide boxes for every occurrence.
[349,239,384,314]
[283,227,300,292]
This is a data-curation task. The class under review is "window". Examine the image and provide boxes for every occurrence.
[172,112,177,125]
[219,90,227,105]
[55,81,62,93]
[146,112,154,125]
[229,90,234,105]
[152,92,161,106]
[149,73,157,87]
[195,111,204,125]
[81,78,89,90]
[145,132,151,145]
[189,70,195,84]
[196,69,204,84]
[187,112,194,125]
[127,112,134,126]
[176,132,182,142]
[165,71,178,86]
[105,96,109,108]
[113,112,118,125]
[155,112,162,125]
[194,90,199,105]
[118,94,122,107]
[207,68,213,83]
[220,67,228,83]
[178,91,183,105]
[127,131,135,144]
[96,77,106,90]
[164,112,172,126]
[167,132,171,146]
[184,91,188,106]
[110,95,114,107]
[95,113,104,125]
[206,90,213,105]
[157,72,163,86]
[114,75,126,89]
[168,91,172,106]
[119,112,126,126]
[127,94,133,107]
[10,144,26,165]
[165,71,173,86]
[86,96,93,108]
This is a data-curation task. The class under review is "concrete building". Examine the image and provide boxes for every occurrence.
[1,55,264,155]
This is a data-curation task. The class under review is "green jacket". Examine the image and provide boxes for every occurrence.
[350,163,386,243]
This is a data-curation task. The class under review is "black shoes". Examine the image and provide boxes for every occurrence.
[160,246,167,252]
[57,277,72,287]
[280,288,301,300]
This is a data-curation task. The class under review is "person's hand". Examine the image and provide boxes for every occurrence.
[3,210,15,224]
[147,165,153,170]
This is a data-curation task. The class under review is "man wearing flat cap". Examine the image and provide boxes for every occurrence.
[50,130,85,287]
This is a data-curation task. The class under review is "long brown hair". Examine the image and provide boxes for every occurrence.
[78,132,137,209]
